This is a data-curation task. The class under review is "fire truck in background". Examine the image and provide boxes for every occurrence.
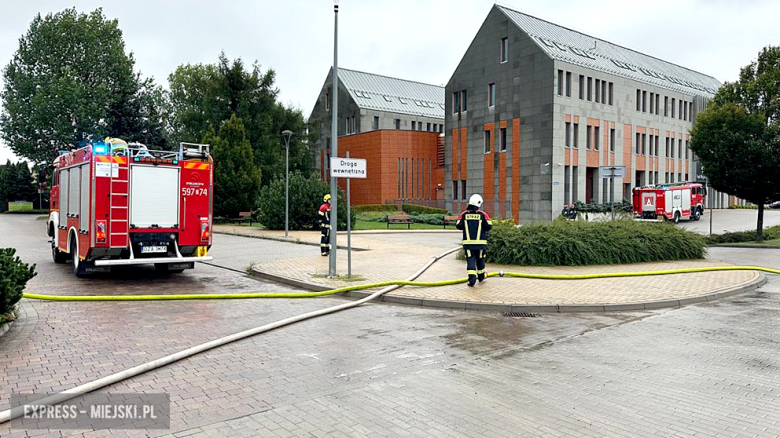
[47,139,214,277]
[632,181,706,224]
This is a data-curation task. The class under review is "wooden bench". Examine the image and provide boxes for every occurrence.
[387,214,412,229]
[231,211,253,226]
[443,215,459,229]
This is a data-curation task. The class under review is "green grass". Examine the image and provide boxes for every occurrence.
[714,238,780,248]
[353,219,447,231]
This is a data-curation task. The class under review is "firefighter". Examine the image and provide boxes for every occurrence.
[561,204,570,219]
[318,194,332,256]
[456,194,492,287]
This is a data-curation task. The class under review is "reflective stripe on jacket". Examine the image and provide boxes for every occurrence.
[318,203,331,228]
[455,207,492,248]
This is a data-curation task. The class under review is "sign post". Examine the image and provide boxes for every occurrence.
[599,166,626,220]
[330,156,367,278]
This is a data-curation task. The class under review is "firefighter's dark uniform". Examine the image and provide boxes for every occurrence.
[318,201,331,255]
[456,206,492,286]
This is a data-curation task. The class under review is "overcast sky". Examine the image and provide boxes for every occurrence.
[1,0,778,164]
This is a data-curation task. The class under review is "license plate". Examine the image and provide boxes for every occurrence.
[141,246,167,254]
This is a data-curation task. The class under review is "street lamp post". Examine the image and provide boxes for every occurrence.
[329,0,339,278]
[282,130,293,239]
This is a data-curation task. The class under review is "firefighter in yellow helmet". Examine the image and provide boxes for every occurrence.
[318,194,332,256]
[456,194,492,286]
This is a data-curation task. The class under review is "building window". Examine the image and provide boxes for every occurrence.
[608,82,614,106]
[439,124,444,133]
[484,130,491,153]
[650,92,654,114]
[684,102,688,121]
[601,81,606,104]
[671,98,676,118]
[573,123,579,148]
[642,134,646,155]
[595,80,600,103]
[665,137,670,157]
[586,125,592,150]
[636,90,641,111]
[679,100,684,119]
[453,92,460,114]
[419,122,423,131]
[587,77,592,101]
[426,122,431,132]
[500,37,508,63]
[488,83,496,107]
[462,90,468,112]
[433,123,437,132]
[610,128,615,152]
[326,92,330,111]
[499,127,507,152]
[642,91,647,112]
[452,180,458,201]
[412,121,416,130]
[655,136,660,157]
[635,133,640,154]
[579,75,585,99]
[557,70,564,96]
[373,116,379,130]
[664,96,669,116]
[685,141,689,159]
[678,139,682,159]
[461,180,467,201]
[655,94,660,115]
[594,126,600,150]
[395,118,401,130]
[565,122,571,147]
[566,72,571,97]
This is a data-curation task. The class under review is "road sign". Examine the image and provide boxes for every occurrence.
[330,157,367,178]
[599,165,626,178]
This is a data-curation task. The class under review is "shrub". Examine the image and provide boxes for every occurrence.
[257,173,354,230]
[402,204,448,215]
[1,248,36,316]
[573,199,632,214]
[706,225,780,244]
[728,204,758,209]
[409,213,445,225]
[353,204,398,213]
[486,219,706,266]
[356,212,388,222]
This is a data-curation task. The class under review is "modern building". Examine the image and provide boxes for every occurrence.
[446,4,735,222]
[309,68,446,205]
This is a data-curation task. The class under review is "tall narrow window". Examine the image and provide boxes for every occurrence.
[557,70,564,96]
[488,83,496,107]
[684,101,688,121]
[500,127,507,152]
[595,80,600,103]
[565,122,571,147]
[664,96,668,116]
[452,180,458,201]
[655,94,660,115]
[685,141,689,159]
[594,126,600,151]
[610,128,615,152]
[601,81,606,104]
[453,92,460,114]
[679,100,683,119]
[500,37,508,63]
[373,116,379,130]
[642,91,647,112]
[573,123,579,148]
[678,139,682,159]
[586,126,592,150]
[608,82,614,105]
[655,135,659,156]
[484,130,491,153]
[461,180,467,201]
[395,118,401,129]
[636,90,641,111]
[326,92,330,111]
[579,75,585,99]
[427,122,431,132]
[671,98,676,118]
[566,72,572,97]
[461,90,468,112]
[650,92,654,114]
[412,121,416,130]
[665,137,670,157]
[587,77,592,101]
[642,134,646,155]
[635,133,640,154]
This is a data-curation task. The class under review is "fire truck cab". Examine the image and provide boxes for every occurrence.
[47,140,214,277]
[632,182,706,224]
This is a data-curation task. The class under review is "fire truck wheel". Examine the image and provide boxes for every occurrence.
[673,211,681,224]
[693,208,701,221]
[70,235,87,278]
[52,240,68,264]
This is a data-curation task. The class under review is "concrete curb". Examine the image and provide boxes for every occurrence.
[215,230,370,251]
[0,317,14,340]
[711,244,780,250]
[249,268,768,313]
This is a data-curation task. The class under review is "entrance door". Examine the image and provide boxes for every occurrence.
[585,168,595,203]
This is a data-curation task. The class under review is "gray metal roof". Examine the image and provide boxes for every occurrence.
[497,5,721,97]
[337,68,445,119]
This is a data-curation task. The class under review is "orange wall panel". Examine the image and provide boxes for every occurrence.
[512,118,521,224]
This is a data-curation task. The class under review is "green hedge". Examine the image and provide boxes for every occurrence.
[706,225,780,244]
[573,199,632,214]
[485,219,706,266]
[402,204,448,215]
[1,248,36,316]
[353,204,398,213]
[727,204,757,209]
[409,213,445,225]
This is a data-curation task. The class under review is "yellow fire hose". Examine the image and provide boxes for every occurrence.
[21,265,780,302]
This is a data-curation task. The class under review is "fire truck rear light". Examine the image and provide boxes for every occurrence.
[96,220,107,243]
[200,219,210,241]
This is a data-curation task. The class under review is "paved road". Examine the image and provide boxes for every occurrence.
[1,214,779,437]
[679,208,780,235]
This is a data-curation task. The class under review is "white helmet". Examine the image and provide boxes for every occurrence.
[469,194,483,208]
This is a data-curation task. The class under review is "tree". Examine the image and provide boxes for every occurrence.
[0,160,36,204]
[202,114,262,218]
[0,8,166,164]
[690,46,780,241]
[167,53,314,186]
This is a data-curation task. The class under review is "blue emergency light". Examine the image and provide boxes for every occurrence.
[93,143,108,155]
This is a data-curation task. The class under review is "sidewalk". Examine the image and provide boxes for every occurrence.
[216,227,763,312]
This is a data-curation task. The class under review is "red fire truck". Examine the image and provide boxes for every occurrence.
[47,139,214,277]
[632,182,706,223]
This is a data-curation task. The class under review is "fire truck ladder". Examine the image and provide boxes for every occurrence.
[108,157,130,248]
